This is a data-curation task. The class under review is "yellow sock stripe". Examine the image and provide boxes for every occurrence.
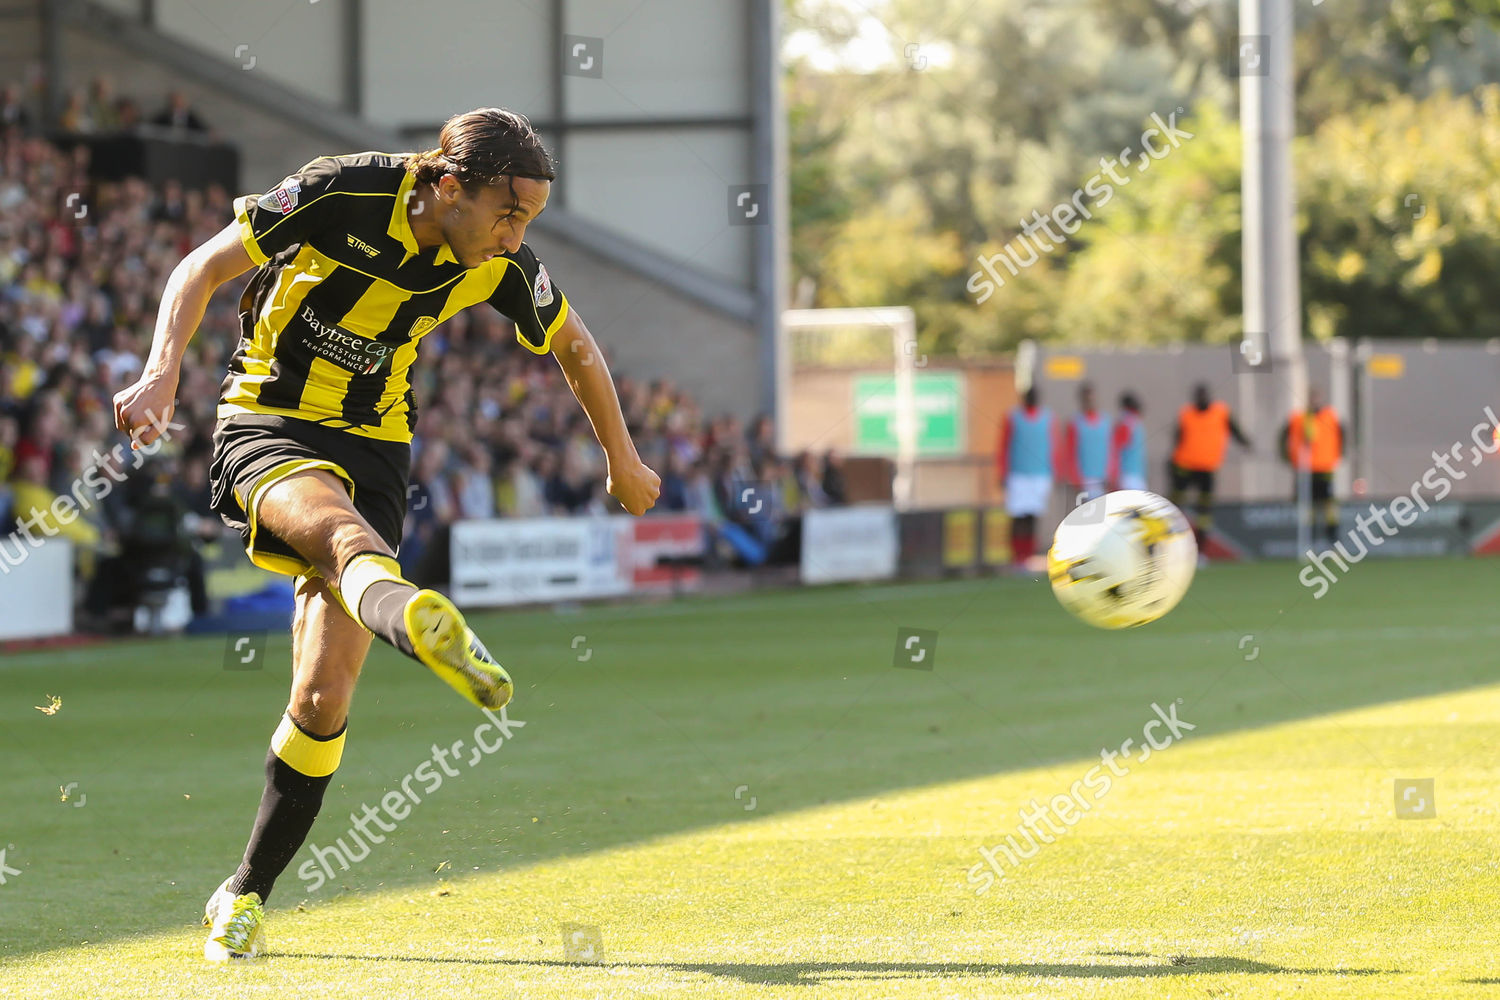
[335,552,409,630]
[270,713,346,778]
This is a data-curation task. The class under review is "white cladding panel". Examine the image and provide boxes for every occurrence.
[565,126,754,286]
[362,0,553,128]
[155,0,345,100]
[562,0,750,119]
[92,0,144,17]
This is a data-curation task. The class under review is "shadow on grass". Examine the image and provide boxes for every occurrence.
[278,951,1393,985]
[2,564,1494,962]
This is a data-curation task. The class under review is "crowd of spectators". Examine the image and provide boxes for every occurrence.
[3,77,213,137]
[0,79,847,625]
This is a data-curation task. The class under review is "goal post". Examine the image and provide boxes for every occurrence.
[781,306,920,509]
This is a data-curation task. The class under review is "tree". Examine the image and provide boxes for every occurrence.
[783,0,1500,356]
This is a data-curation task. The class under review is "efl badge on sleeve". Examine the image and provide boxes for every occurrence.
[258,177,301,215]
[533,264,554,307]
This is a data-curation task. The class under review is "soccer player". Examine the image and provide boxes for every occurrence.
[111,108,661,960]
[1282,387,1343,546]
[1109,391,1147,491]
[1061,382,1111,502]
[1168,382,1251,550]
[997,386,1056,569]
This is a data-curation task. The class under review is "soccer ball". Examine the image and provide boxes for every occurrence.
[1047,490,1197,629]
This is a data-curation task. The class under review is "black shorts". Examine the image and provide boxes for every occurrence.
[1306,471,1334,502]
[1169,464,1215,496]
[209,414,410,578]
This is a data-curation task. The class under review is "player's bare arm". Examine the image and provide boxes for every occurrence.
[550,311,661,516]
[111,222,254,447]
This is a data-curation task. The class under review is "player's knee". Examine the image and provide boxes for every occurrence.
[292,575,335,633]
[327,520,392,579]
[289,677,356,735]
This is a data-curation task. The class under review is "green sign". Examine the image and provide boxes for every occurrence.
[853,372,963,455]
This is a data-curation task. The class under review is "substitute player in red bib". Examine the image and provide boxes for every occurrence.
[997,386,1057,570]
[1109,391,1147,492]
[112,108,660,960]
[1061,382,1111,502]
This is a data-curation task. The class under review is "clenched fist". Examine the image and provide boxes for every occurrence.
[112,373,179,450]
[607,458,661,516]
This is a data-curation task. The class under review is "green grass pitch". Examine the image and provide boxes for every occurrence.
[1,558,1496,998]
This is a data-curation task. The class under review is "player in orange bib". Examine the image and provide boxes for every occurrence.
[1169,383,1252,550]
[1282,387,1344,547]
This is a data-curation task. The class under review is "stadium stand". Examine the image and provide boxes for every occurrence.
[0,78,844,630]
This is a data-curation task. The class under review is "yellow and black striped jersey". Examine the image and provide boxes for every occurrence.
[220,151,570,442]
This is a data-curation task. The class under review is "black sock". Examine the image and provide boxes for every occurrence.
[336,552,418,655]
[226,714,345,903]
[360,580,419,656]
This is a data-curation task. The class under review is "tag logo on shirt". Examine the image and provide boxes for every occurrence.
[533,264,554,307]
[258,177,300,215]
[347,235,380,258]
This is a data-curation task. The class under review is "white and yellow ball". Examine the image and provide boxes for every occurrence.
[1047,490,1197,629]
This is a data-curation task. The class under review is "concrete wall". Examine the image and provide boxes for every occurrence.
[74,0,347,101]
[1358,339,1500,498]
[153,0,346,100]
[1032,343,1342,501]
[564,127,753,286]
[362,0,549,126]
[525,230,759,417]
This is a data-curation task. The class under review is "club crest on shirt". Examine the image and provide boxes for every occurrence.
[408,316,439,340]
[533,264,554,307]
[258,177,300,214]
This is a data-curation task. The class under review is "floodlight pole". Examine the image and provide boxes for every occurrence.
[1240,0,1305,504]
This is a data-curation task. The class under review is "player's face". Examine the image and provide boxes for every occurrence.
[439,175,551,268]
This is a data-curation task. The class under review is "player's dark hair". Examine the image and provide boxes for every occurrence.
[1120,391,1140,412]
[1023,386,1039,408]
[405,107,556,191]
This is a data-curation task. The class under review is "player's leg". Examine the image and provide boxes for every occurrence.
[205,576,366,960]
[1012,515,1035,565]
[1312,472,1338,545]
[1004,473,1037,566]
[232,575,367,895]
[1168,463,1201,545]
[1194,470,1216,551]
[255,469,512,709]
[255,468,406,637]
[1167,462,1189,512]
